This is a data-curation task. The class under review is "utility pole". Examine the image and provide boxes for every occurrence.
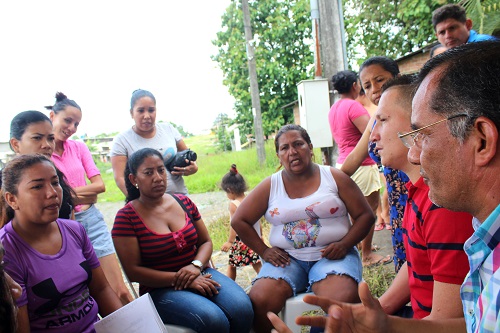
[241,0,266,165]
[317,0,347,165]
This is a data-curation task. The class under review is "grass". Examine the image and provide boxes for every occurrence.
[94,159,126,203]
[95,133,322,202]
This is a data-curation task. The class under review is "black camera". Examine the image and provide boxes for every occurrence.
[164,149,197,172]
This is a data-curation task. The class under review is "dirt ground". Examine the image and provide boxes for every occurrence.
[96,191,393,291]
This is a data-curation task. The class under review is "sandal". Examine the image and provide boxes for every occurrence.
[385,223,392,230]
[374,223,385,231]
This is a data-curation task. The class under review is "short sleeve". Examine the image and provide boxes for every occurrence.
[425,208,473,284]
[110,133,128,157]
[176,194,202,221]
[76,141,100,179]
[2,252,28,307]
[348,100,370,122]
[112,205,137,237]
[161,123,182,143]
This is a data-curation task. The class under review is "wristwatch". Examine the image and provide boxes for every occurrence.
[191,260,203,270]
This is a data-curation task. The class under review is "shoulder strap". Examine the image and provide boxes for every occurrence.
[170,193,194,222]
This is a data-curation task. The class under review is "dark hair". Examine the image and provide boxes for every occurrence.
[430,43,447,58]
[331,70,358,94]
[9,111,52,151]
[359,56,400,78]
[220,164,248,195]
[44,92,81,114]
[432,4,467,30]
[130,89,156,110]
[124,148,163,203]
[274,124,312,153]
[1,155,56,226]
[0,254,17,333]
[381,75,417,114]
[415,41,500,141]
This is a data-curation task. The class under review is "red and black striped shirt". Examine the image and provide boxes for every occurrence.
[112,194,201,294]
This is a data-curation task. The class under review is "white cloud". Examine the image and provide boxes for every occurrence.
[0,0,235,140]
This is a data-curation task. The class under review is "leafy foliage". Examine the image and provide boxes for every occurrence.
[461,0,500,35]
[212,0,314,137]
[343,0,450,66]
[166,121,193,138]
[212,113,233,152]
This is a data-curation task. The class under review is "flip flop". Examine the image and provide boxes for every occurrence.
[374,223,385,231]
[385,223,392,230]
[363,255,393,268]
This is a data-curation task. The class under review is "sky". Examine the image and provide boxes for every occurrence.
[0,0,235,141]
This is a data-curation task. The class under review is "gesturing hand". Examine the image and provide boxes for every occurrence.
[297,282,390,333]
[267,312,293,333]
[174,264,201,290]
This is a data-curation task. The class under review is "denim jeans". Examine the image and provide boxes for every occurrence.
[150,268,253,333]
[255,247,362,295]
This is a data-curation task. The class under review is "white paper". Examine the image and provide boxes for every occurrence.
[94,293,168,333]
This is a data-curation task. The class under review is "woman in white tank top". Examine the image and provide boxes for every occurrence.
[232,124,376,332]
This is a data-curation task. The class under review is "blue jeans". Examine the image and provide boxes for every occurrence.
[150,268,253,333]
[75,204,115,258]
[255,247,362,295]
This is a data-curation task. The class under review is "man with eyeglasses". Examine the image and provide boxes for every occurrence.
[368,76,473,321]
[269,41,500,333]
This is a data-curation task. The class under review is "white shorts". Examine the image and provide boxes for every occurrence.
[336,163,381,196]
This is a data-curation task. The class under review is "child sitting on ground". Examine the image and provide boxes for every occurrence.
[220,164,262,280]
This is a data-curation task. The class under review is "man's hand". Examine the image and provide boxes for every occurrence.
[267,312,293,333]
[297,282,389,333]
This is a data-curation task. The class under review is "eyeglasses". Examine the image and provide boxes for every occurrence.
[398,113,469,148]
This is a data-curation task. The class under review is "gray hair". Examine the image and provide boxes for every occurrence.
[415,41,500,142]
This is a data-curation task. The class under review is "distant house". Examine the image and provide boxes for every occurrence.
[396,41,439,74]
[83,137,114,163]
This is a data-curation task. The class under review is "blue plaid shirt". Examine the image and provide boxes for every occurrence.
[461,204,500,333]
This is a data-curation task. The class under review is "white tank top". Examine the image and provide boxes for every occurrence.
[264,165,351,261]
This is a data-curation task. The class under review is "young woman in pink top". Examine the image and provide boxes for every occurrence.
[47,92,133,305]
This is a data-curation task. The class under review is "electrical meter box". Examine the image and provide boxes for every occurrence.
[297,79,332,148]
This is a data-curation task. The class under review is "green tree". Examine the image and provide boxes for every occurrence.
[343,0,449,66]
[461,0,500,35]
[212,0,314,137]
[169,122,193,138]
[212,113,233,151]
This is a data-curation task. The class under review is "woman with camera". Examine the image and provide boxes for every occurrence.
[111,89,198,195]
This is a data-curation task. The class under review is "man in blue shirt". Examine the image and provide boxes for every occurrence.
[432,4,497,49]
